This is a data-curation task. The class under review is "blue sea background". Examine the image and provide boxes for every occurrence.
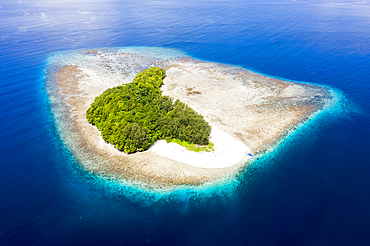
[1,0,370,245]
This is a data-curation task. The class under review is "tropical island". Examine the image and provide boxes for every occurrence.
[46,47,334,190]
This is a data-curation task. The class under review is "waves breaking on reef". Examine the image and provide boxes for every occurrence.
[45,47,337,193]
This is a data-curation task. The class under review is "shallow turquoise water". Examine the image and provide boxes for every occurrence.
[1,0,370,245]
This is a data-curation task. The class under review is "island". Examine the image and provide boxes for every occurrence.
[45,47,334,190]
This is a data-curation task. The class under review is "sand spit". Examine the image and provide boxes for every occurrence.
[47,48,332,189]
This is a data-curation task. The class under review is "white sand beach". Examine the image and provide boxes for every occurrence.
[149,125,252,168]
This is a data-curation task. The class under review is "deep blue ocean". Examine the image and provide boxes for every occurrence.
[1,0,370,245]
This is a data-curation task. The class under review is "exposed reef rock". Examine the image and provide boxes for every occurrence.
[46,47,332,190]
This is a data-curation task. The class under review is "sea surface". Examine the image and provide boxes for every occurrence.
[1,0,370,245]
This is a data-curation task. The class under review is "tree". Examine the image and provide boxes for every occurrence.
[86,67,211,154]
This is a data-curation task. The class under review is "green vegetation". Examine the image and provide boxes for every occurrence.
[86,67,211,154]
[169,139,214,152]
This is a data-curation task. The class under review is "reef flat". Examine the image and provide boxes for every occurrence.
[46,47,333,190]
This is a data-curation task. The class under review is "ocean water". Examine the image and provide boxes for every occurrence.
[1,0,370,245]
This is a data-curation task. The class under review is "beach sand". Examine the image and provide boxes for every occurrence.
[46,48,331,189]
[149,124,251,169]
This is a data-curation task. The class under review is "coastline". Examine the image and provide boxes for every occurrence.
[46,47,332,189]
[149,124,251,169]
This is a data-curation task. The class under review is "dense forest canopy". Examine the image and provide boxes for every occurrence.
[86,67,211,154]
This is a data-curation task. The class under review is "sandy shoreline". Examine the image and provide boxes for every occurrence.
[47,48,332,189]
[149,124,251,169]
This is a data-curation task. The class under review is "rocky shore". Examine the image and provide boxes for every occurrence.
[46,48,332,190]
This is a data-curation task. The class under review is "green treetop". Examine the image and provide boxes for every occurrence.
[86,67,211,154]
